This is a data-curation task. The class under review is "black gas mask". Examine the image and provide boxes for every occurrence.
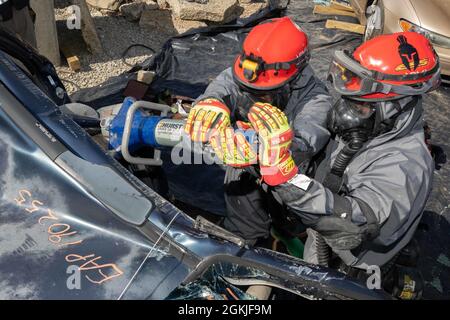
[324,96,418,190]
[328,96,419,142]
[328,98,376,142]
[323,98,377,191]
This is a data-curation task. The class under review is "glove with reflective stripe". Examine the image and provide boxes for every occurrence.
[184,98,231,143]
[248,102,298,186]
[209,127,257,167]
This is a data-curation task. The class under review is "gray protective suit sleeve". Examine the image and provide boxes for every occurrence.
[196,67,331,157]
[195,68,241,115]
[277,146,431,228]
[289,79,332,155]
[274,97,435,268]
[274,131,433,266]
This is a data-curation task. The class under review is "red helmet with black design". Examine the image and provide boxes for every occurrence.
[328,32,441,101]
[233,17,310,92]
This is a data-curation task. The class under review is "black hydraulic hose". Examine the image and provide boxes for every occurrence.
[121,44,156,68]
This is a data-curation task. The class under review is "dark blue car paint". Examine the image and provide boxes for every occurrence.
[0,104,191,299]
[0,51,107,164]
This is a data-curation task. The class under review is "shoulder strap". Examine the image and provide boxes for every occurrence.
[314,139,338,183]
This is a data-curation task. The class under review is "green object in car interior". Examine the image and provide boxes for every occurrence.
[270,228,304,259]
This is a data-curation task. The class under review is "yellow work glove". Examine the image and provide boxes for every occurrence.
[184,98,231,143]
[209,127,257,167]
[248,102,298,186]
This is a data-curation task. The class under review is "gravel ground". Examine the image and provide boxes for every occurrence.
[54,2,176,94]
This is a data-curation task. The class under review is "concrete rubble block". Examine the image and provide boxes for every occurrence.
[272,0,289,8]
[119,0,159,21]
[119,1,146,21]
[239,0,276,5]
[238,0,268,18]
[144,0,160,10]
[185,0,209,3]
[156,0,170,9]
[86,0,124,11]
[74,0,103,54]
[139,9,173,29]
[139,8,206,34]
[171,16,207,33]
[165,0,242,23]
[30,0,61,66]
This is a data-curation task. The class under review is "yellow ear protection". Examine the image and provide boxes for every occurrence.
[241,59,260,82]
[239,53,265,83]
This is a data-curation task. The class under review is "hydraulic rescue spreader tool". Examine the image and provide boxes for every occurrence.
[107,97,256,166]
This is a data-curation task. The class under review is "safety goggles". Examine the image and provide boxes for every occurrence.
[328,50,441,98]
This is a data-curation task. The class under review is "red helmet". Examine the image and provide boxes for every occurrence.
[328,32,441,101]
[233,17,309,91]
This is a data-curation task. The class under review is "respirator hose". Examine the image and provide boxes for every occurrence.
[316,232,331,266]
[316,131,369,266]
[330,131,368,178]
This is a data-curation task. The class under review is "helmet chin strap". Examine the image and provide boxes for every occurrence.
[273,84,292,110]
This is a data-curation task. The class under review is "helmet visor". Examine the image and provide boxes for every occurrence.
[328,50,441,98]
[328,59,366,94]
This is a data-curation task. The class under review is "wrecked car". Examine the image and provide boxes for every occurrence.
[0,24,393,300]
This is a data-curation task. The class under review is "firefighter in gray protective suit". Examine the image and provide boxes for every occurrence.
[276,32,440,262]
[264,32,439,299]
[184,17,332,240]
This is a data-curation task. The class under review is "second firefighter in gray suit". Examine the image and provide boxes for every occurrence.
[219,32,439,298]
[273,32,439,274]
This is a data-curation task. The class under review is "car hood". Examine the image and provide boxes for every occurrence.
[410,0,450,37]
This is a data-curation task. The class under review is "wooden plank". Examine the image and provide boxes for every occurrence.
[330,0,355,12]
[325,19,366,34]
[313,5,357,17]
[66,56,81,72]
[60,44,81,72]
[30,0,61,66]
[137,70,156,84]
